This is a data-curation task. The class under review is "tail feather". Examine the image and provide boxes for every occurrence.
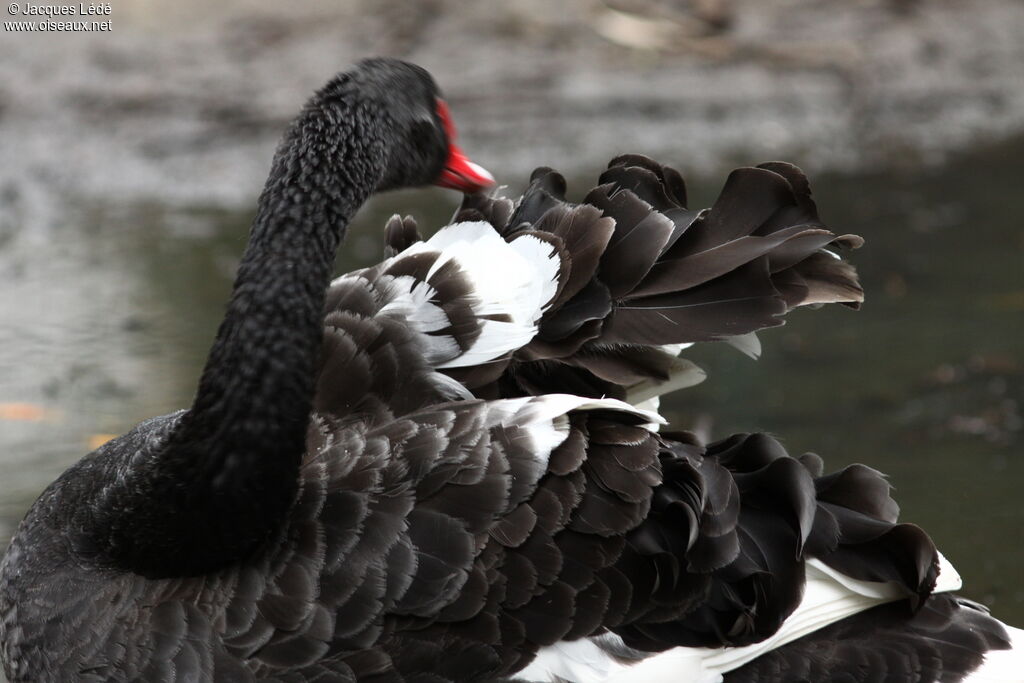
[609,433,939,652]
[602,258,788,345]
[722,594,1017,683]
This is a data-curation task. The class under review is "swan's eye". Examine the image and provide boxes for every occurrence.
[407,119,442,161]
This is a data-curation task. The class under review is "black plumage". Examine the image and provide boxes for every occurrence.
[0,58,1016,683]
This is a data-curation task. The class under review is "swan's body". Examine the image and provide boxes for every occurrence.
[1,59,1019,682]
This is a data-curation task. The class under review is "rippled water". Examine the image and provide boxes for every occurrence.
[1,139,1022,641]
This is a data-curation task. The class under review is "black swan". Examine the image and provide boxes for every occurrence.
[0,58,1019,682]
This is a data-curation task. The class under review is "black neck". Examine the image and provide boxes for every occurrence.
[186,98,385,457]
[101,85,389,577]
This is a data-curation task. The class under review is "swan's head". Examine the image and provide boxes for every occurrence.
[346,58,494,194]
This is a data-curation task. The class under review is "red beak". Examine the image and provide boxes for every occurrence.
[434,99,495,193]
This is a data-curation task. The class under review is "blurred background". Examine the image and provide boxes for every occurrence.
[1,0,1023,643]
